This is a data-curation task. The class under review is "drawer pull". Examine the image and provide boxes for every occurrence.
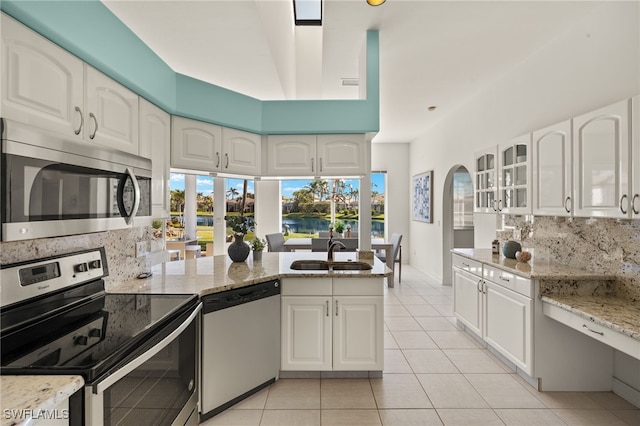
[582,324,604,336]
[499,276,510,282]
[326,300,329,317]
[462,262,470,269]
[620,194,628,215]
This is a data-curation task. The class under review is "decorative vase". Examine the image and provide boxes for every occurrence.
[502,240,522,259]
[253,250,263,261]
[227,233,250,262]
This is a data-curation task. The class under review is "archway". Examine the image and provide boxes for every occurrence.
[442,165,474,285]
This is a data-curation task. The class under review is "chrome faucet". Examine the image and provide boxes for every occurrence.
[327,240,346,261]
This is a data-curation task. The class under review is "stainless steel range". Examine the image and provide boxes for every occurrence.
[1,248,201,425]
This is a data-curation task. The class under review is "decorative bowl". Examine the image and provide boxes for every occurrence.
[515,250,532,263]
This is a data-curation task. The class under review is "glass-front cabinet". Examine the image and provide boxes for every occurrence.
[500,134,531,214]
[474,146,498,213]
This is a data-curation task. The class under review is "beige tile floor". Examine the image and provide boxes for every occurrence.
[201,265,639,425]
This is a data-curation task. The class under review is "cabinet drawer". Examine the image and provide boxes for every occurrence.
[281,278,332,296]
[483,265,533,298]
[543,302,639,360]
[333,278,384,296]
[452,255,483,277]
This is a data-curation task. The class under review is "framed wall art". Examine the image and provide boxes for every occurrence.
[412,170,433,223]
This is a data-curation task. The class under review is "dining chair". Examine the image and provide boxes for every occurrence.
[265,233,285,252]
[377,233,403,283]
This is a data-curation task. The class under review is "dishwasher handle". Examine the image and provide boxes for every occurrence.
[202,279,280,314]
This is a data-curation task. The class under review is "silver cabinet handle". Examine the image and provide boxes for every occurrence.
[492,200,498,212]
[320,158,323,172]
[477,279,483,293]
[497,199,503,212]
[311,157,314,173]
[74,106,83,135]
[89,112,98,139]
[564,196,571,213]
[582,324,604,336]
[216,152,220,168]
[462,262,470,269]
[620,194,628,215]
[482,281,486,294]
[326,300,329,317]
[225,153,229,169]
[633,194,639,215]
[335,299,339,316]
[499,276,510,282]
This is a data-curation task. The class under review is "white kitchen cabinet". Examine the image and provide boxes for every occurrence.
[171,116,222,171]
[2,15,140,155]
[85,67,139,154]
[499,134,531,214]
[139,98,171,218]
[572,99,631,218]
[266,134,365,177]
[1,13,84,139]
[532,120,573,216]
[483,279,533,375]
[473,146,499,213]
[632,95,640,218]
[453,264,483,336]
[221,127,262,176]
[281,277,383,372]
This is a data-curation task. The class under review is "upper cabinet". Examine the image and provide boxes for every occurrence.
[172,116,262,176]
[474,146,498,213]
[572,99,631,218]
[499,134,531,214]
[171,116,222,171]
[1,14,140,155]
[266,134,365,177]
[632,96,640,218]
[532,120,573,216]
[140,99,171,218]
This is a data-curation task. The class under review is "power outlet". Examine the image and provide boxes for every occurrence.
[136,241,148,258]
[513,229,522,240]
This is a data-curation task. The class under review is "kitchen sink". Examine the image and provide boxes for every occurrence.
[289,260,372,271]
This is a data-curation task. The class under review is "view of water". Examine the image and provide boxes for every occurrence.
[282,217,384,237]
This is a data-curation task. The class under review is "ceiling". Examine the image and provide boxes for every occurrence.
[102,0,603,143]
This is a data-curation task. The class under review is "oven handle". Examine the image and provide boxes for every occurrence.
[94,303,201,394]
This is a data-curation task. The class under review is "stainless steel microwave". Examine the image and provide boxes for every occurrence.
[1,118,152,241]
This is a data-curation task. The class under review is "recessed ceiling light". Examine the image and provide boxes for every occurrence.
[428,106,437,111]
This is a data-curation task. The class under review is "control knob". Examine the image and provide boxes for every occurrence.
[73,263,88,273]
[74,335,88,346]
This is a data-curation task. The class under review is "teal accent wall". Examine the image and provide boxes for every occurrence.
[1,0,379,135]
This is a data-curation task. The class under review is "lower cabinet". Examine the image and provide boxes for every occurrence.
[452,265,483,336]
[281,277,383,372]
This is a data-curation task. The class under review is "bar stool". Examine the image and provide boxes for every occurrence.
[185,245,201,259]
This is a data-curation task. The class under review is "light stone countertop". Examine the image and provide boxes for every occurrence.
[107,251,391,296]
[451,248,614,280]
[452,248,639,343]
[0,375,84,426]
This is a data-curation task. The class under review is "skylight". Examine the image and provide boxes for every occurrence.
[293,0,322,26]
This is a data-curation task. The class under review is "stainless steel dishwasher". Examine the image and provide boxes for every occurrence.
[200,279,281,421]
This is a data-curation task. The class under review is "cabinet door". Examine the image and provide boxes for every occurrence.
[281,297,332,371]
[333,296,383,371]
[85,67,139,154]
[484,280,533,375]
[500,134,531,214]
[473,146,498,213]
[266,135,317,176]
[171,116,222,171]
[140,99,171,218]
[221,127,262,176]
[573,99,631,218]
[1,14,84,139]
[532,120,572,216]
[317,134,365,175]
[632,96,640,218]
[453,267,482,336]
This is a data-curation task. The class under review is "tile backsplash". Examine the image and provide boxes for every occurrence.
[0,227,154,287]
[497,216,640,299]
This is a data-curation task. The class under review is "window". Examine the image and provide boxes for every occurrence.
[225,178,255,240]
[168,172,214,247]
[453,167,474,228]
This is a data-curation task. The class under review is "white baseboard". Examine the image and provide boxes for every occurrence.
[613,377,640,408]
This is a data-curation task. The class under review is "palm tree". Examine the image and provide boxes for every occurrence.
[226,187,239,200]
[170,189,185,213]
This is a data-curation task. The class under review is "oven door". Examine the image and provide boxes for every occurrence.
[85,304,201,426]
[1,137,151,241]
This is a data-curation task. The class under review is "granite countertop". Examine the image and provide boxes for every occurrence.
[0,375,84,426]
[451,248,613,280]
[107,251,391,296]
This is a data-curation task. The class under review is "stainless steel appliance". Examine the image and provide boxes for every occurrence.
[1,248,201,425]
[200,280,281,421]
[1,118,152,241]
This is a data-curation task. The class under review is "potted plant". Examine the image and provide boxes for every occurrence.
[224,215,256,262]
[332,219,345,236]
[250,237,267,261]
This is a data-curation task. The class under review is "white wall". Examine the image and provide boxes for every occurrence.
[372,143,411,261]
[408,1,640,282]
